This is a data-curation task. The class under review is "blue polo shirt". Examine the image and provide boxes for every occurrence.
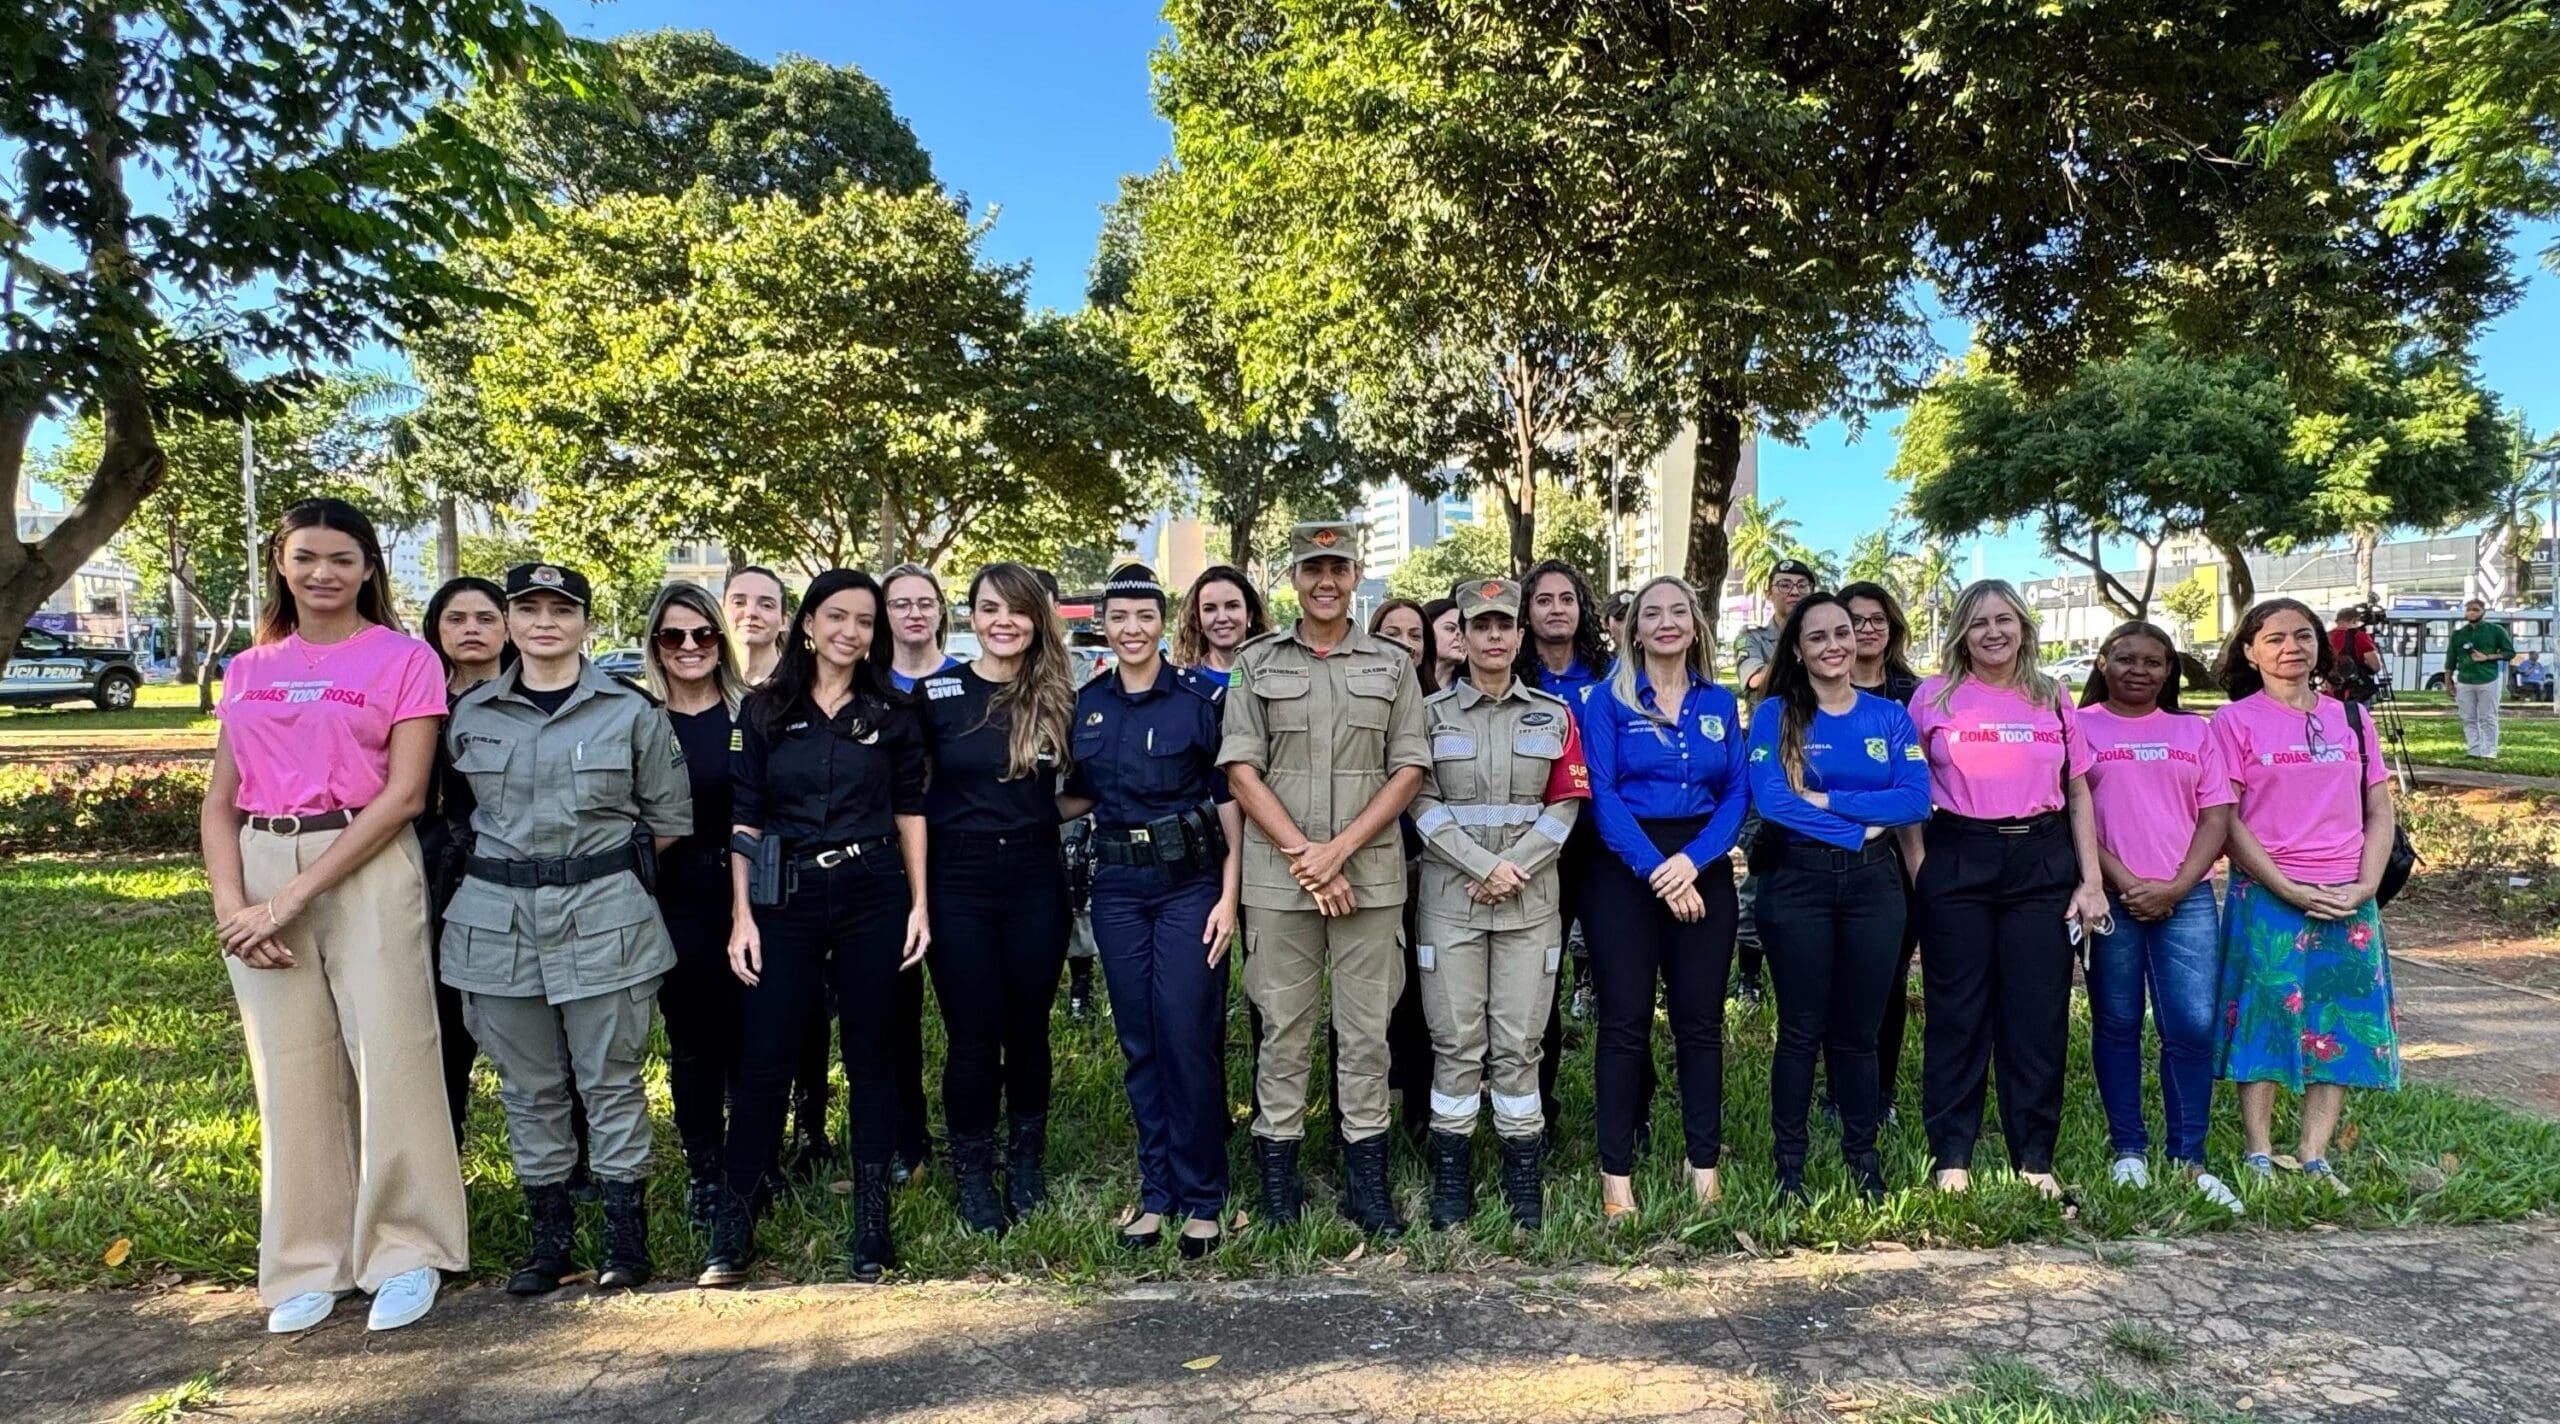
[1064,663,1231,831]
[1580,667,1749,875]
[1530,652,1609,710]
[1745,692,1932,851]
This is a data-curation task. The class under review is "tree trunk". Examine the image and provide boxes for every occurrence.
[877,484,903,568]
[436,495,461,582]
[0,392,168,658]
[2211,535,2258,623]
[171,570,197,682]
[1684,395,1745,635]
[1496,480,1536,576]
[2353,531,2377,600]
[197,605,234,714]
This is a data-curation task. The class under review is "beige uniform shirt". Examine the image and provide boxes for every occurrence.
[1217,624,1431,912]
[1412,678,1588,930]
[439,661,693,1004]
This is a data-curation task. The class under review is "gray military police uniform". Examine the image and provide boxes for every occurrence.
[1412,578,1589,1142]
[441,655,693,1187]
[1218,524,1432,1144]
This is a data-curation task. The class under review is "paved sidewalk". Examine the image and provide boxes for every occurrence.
[9,1221,2559,1424]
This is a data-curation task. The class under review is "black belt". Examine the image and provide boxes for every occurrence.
[466,843,641,889]
[1933,809,2065,837]
[248,808,360,835]
[1766,835,1900,871]
[1092,803,1224,868]
[793,835,897,870]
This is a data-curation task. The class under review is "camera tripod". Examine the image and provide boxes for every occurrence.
[2361,670,2419,794]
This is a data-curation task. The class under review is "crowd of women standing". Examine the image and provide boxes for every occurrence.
[203,497,2403,1335]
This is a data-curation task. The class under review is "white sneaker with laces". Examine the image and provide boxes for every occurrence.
[266,1290,340,1334]
[2191,1171,2245,1216]
[2110,1155,2151,1189]
[366,1267,439,1332]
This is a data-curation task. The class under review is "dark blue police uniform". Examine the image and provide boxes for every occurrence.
[1066,661,1234,1223]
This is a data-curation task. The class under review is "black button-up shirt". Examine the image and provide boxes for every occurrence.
[732,686,927,846]
[1065,664,1231,831]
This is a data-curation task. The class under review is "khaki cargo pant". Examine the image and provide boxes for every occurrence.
[230,826,470,1306]
[1414,912,1561,1139]
[1245,904,1403,1142]
[465,981,662,1186]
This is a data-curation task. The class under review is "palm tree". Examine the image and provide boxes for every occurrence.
[2475,412,2552,607]
[1899,544,1962,656]
[1844,527,1903,588]
[1727,494,1803,619]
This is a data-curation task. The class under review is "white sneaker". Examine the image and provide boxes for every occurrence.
[2191,1171,2245,1216]
[366,1267,439,1332]
[2110,1155,2152,1189]
[266,1290,340,1334]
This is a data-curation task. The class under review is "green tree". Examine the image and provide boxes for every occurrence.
[1844,529,1908,592]
[1898,545,1963,654]
[0,1,596,653]
[1726,496,1805,619]
[1385,487,1611,601]
[2161,572,2218,634]
[2473,411,2555,605]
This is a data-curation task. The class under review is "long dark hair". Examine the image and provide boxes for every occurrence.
[1513,559,1611,683]
[753,568,895,736]
[2081,620,2188,712]
[423,576,514,680]
[967,561,1077,780]
[1764,591,1851,794]
[1835,580,1917,686]
[1173,564,1267,668]
[2216,597,2332,701]
[1421,596,1459,694]
[256,498,400,644]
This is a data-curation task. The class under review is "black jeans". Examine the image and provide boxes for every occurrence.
[1583,816,1736,1175]
[724,845,913,1190]
[658,884,741,1158]
[926,830,1072,1140]
[1759,843,1907,1169]
[1915,813,2079,1174]
[427,925,479,1148]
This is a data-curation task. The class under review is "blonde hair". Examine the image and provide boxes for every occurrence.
[1606,575,1717,723]
[881,562,949,649]
[1932,578,2058,711]
[643,582,749,715]
[967,562,1077,780]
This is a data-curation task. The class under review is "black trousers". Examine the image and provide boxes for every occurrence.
[1873,881,1922,1111]
[788,950,928,1163]
[724,847,913,1191]
[1759,845,1906,1168]
[1915,813,2079,1174]
[790,990,831,1145]
[926,830,1072,1140]
[428,937,480,1148]
[658,886,742,1158]
[1584,816,1736,1174]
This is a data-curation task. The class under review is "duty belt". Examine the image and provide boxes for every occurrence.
[247,808,361,835]
[466,843,642,889]
[1092,803,1223,868]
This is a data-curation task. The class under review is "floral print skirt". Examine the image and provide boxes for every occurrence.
[2215,872,2401,1092]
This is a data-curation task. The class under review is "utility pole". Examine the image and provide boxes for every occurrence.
[240,417,260,638]
[2536,440,2560,714]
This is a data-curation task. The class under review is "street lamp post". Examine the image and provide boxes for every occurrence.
[2538,442,2560,714]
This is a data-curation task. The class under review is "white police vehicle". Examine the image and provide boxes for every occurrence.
[2,627,144,710]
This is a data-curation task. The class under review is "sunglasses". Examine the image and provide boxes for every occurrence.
[653,627,723,651]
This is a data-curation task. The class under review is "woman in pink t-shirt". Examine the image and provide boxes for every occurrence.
[1908,580,2109,1198]
[198,499,467,1336]
[2209,599,2400,1198]
[2075,622,2239,1215]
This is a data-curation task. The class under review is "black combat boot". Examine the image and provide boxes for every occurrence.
[950,1132,1008,1236]
[1005,1113,1050,1222]
[1426,1131,1475,1231]
[682,1138,723,1233]
[1498,1134,1546,1230]
[1340,1134,1407,1238]
[1776,1156,1811,1207]
[696,1180,756,1289]
[596,1178,652,1290]
[848,1162,895,1284]
[506,1181,578,1296]
[1848,1151,1890,1204]
[1254,1137,1304,1227]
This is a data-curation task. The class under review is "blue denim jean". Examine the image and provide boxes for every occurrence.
[2088,883,2222,1162]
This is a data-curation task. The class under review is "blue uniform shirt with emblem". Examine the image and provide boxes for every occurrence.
[1530,654,1609,710]
[1064,664,1232,830]
[1579,666,1749,876]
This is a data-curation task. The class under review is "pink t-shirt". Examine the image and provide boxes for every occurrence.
[2077,705,2235,883]
[2209,691,2388,885]
[218,625,448,817]
[1910,676,2093,819]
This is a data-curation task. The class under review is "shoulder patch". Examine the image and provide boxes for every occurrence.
[1750,744,1771,762]
[1903,742,1926,761]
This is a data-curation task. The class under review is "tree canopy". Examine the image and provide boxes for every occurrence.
[1386,489,1609,602]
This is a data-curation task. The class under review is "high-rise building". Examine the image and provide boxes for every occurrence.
[1358,475,1477,581]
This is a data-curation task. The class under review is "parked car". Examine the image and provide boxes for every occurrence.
[593,647,646,681]
[2,628,145,710]
[2048,653,2099,693]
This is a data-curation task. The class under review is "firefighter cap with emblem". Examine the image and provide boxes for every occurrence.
[1455,576,1521,621]
[1286,520,1359,571]
[502,561,593,609]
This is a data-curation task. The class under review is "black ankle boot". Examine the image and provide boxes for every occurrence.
[848,1163,895,1283]
[1498,1134,1545,1230]
[1776,1158,1810,1206]
[1848,1151,1889,1203]
[596,1178,652,1289]
[507,1181,578,1296]
[950,1132,1008,1236]
[697,1181,756,1289]
[682,1139,723,1233]
[1254,1137,1304,1227]
[1340,1134,1406,1238]
[1005,1113,1050,1222]
[1426,1131,1474,1231]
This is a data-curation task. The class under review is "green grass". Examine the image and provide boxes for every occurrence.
[5,855,2559,1291]
[2101,1323,2180,1367]
[124,1370,227,1423]
[0,683,216,737]
[1880,1360,2231,1423]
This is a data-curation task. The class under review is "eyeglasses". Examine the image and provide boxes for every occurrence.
[2304,709,2330,757]
[1849,614,1890,631]
[653,627,722,651]
[886,598,941,615]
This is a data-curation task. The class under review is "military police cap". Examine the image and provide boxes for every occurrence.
[503,562,592,609]
[1770,558,1816,583]
[1102,562,1165,605]
[1456,576,1521,621]
[1286,521,1359,570]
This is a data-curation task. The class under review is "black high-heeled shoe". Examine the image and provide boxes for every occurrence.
[1119,1218,1163,1251]
[1177,1223,1221,1260]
